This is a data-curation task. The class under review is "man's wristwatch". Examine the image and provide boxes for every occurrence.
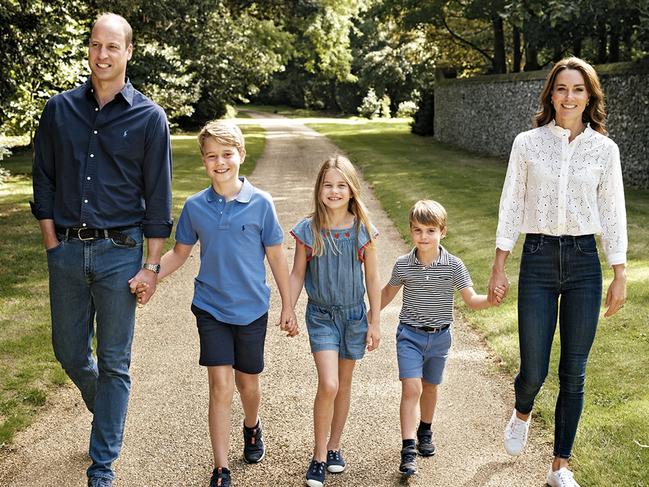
[142,263,161,274]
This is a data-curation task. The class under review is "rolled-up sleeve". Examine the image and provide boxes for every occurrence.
[31,101,56,220]
[141,108,173,238]
[597,143,627,266]
[496,133,528,251]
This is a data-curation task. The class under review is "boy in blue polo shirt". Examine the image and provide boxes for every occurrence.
[380,200,504,478]
[133,120,297,487]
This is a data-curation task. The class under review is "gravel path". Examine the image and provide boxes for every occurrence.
[0,113,550,486]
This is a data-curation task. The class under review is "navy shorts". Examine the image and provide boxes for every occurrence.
[191,304,268,374]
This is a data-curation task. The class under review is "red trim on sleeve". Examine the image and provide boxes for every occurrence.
[290,230,314,262]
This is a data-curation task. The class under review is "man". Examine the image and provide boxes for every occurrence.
[31,13,172,487]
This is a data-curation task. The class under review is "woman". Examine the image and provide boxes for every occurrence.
[488,57,627,487]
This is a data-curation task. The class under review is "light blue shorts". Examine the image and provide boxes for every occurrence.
[305,300,368,360]
[396,323,452,384]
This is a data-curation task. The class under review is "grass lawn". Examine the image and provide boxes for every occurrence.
[306,119,649,486]
[0,124,265,446]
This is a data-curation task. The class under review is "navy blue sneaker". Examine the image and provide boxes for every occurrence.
[399,445,418,477]
[209,467,231,487]
[417,429,437,457]
[305,459,326,487]
[87,478,112,487]
[326,449,346,473]
[243,420,265,463]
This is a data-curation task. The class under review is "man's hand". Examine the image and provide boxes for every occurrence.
[128,269,157,305]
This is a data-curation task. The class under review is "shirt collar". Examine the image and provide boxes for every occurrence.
[83,78,134,106]
[548,119,592,140]
[407,245,449,266]
[206,177,254,203]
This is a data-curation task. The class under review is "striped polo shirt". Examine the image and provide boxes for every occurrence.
[388,246,473,329]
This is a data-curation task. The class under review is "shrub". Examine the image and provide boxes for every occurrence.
[358,88,381,118]
[397,100,419,118]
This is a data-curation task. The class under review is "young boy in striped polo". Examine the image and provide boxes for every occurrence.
[380,200,505,477]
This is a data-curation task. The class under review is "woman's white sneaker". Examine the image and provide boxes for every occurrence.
[503,409,530,456]
[546,467,581,487]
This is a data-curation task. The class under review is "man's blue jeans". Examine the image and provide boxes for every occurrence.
[46,227,143,480]
[515,234,602,459]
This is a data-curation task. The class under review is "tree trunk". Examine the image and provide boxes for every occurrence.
[492,15,506,73]
[513,26,522,72]
[572,36,582,58]
[597,19,607,64]
[609,19,620,62]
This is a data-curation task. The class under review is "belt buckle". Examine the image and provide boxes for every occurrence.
[77,228,94,241]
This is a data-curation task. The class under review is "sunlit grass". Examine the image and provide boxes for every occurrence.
[0,124,265,445]
[308,119,649,486]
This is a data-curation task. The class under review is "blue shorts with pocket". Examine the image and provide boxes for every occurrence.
[191,304,268,374]
[305,300,368,360]
[396,323,451,384]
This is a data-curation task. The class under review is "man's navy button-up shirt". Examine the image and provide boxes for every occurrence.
[31,79,173,238]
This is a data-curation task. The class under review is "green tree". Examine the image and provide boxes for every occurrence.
[1,0,87,143]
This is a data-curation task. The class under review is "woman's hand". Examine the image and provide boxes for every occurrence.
[488,248,511,304]
[604,265,627,318]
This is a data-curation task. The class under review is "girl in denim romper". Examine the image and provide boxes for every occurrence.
[290,155,381,487]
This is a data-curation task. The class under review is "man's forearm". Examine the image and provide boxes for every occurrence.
[144,237,166,263]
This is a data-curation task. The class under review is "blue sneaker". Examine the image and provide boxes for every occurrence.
[326,449,346,473]
[243,420,265,463]
[399,445,418,477]
[305,459,326,487]
[209,467,231,487]
[87,478,112,487]
[417,429,436,457]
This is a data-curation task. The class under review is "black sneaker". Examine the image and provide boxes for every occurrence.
[243,420,265,463]
[87,478,112,487]
[399,445,418,477]
[326,449,346,473]
[209,467,231,487]
[305,459,326,487]
[417,429,437,457]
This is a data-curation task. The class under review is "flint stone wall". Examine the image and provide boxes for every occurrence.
[434,61,649,188]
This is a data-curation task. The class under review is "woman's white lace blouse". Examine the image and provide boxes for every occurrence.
[496,121,627,266]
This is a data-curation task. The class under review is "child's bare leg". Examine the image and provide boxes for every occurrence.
[400,378,423,440]
[326,358,356,451]
[235,370,261,428]
[207,365,235,468]
[313,350,340,461]
[419,381,438,424]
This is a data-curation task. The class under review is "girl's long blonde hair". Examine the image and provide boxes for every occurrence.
[311,155,374,258]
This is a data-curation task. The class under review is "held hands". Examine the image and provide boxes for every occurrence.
[128,270,157,305]
[366,323,380,352]
[488,267,510,305]
[278,306,299,337]
[490,285,507,306]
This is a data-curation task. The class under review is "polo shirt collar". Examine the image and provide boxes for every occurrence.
[206,177,254,203]
[407,245,449,266]
[83,77,134,106]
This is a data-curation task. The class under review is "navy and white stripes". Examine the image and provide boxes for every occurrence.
[388,246,473,329]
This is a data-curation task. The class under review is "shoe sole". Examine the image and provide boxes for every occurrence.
[327,464,345,473]
[243,447,265,464]
[418,450,436,457]
[399,468,417,477]
[305,479,324,487]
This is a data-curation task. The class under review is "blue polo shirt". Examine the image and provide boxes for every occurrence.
[175,178,284,325]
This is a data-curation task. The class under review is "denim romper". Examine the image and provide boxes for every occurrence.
[291,217,378,360]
